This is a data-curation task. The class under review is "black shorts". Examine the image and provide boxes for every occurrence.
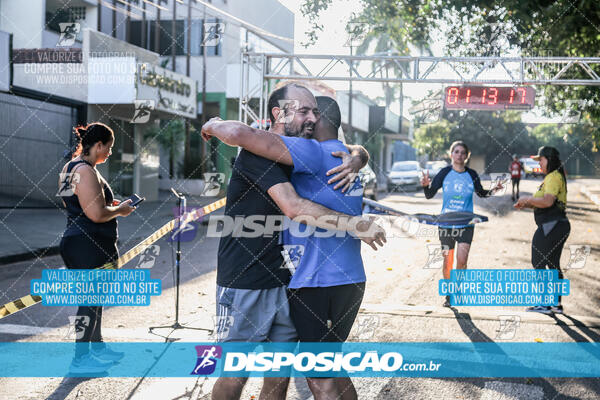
[511,177,520,184]
[438,226,474,249]
[287,282,365,342]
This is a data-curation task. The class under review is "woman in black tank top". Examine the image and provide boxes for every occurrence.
[58,122,136,374]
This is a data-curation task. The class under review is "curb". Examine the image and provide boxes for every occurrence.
[580,184,600,209]
[0,217,212,266]
[360,303,600,328]
[0,246,60,266]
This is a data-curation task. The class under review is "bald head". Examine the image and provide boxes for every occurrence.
[268,84,320,137]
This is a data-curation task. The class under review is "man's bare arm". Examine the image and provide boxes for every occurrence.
[201,119,293,165]
[268,182,386,250]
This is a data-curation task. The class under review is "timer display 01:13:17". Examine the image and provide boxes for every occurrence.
[444,86,536,110]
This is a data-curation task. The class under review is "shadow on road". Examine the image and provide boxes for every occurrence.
[445,309,586,400]
[552,314,600,343]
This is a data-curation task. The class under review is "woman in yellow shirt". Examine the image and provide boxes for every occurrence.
[515,146,570,314]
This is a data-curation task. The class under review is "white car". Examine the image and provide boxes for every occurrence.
[387,161,422,192]
[425,161,448,179]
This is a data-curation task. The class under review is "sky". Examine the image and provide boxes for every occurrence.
[277,0,560,123]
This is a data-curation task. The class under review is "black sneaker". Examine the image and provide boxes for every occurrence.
[443,296,451,308]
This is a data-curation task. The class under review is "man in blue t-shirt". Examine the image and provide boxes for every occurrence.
[202,93,385,400]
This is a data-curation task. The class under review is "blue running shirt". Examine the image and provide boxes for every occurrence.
[423,166,492,228]
[279,136,365,289]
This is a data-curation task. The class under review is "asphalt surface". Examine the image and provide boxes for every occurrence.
[0,178,599,399]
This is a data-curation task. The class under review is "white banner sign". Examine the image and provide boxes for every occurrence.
[136,64,197,118]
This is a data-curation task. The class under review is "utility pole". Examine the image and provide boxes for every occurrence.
[97,0,101,31]
[154,3,160,54]
[141,0,146,49]
[111,0,117,37]
[348,44,353,143]
[200,4,207,173]
[171,0,176,71]
[184,0,192,177]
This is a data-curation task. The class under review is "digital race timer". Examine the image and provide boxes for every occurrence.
[444,86,536,110]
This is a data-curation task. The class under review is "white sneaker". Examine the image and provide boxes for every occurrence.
[69,354,114,374]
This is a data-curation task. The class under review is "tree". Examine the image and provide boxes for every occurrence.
[413,110,535,171]
[300,0,600,151]
[413,119,455,159]
[145,119,186,179]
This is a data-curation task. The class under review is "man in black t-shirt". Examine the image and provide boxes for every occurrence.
[211,84,380,400]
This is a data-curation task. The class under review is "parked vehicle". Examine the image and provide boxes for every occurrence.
[425,160,449,179]
[519,157,543,178]
[358,164,378,200]
[387,161,422,192]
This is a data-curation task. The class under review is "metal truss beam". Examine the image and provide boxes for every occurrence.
[239,52,600,127]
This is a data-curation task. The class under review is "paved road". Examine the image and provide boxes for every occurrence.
[0,178,599,399]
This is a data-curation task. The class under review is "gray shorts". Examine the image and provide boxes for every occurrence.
[215,285,298,342]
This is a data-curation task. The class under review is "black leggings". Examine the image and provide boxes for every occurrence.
[531,220,570,303]
[60,234,118,356]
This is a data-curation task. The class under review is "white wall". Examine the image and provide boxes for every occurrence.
[337,91,371,133]
[0,0,45,49]
[160,0,293,96]
[228,0,294,53]
[0,0,95,49]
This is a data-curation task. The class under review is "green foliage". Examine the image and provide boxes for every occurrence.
[300,0,600,150]
[145,119,186,155]
[145,119,186,178]
[414,110,535,162]
[413,119,455,159]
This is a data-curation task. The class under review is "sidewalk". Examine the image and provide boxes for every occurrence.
[0,191,223,264]
[578,178,600,208]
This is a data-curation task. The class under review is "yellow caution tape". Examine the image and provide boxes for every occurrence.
[0,197,227,319]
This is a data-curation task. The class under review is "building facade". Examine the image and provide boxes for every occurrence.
[0,0,293,206]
